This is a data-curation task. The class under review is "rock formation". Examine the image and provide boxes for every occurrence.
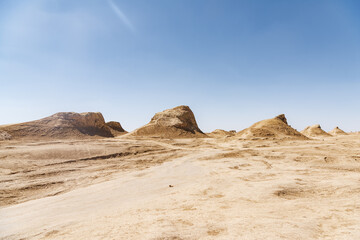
[328,126,347,135]
[0,130,12,140]
[236,114,307,140]
[301,124,331,137]
[106,121,127,136]
[208,129,235,137]
[0,112,114,139]
[128,105,205,138]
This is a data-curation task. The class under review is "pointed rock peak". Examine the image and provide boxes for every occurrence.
[275,114,288,125]
[329,126,347,135]
[301,124,331,137]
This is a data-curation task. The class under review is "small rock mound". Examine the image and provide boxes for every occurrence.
[0,130,12,140]
[0,112,114,139]
[208,129,235,138]
[328,126,347,135]
[301,124,331,137]
[236,114,307,140]
[128,105,205,138]
[106,121,127,136]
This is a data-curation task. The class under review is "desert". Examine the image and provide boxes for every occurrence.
[1,106,360,239]
[2,1,359,239]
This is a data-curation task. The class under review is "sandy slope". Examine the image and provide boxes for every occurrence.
[1,135,360,239]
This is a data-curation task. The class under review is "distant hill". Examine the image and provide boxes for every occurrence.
[127,105,205,138]
[236,114,307,140]
[0,112,117,139]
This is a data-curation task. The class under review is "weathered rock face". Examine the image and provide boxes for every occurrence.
[49,112,108,129]
[106,121,126,136]
[275,114,288,125]
[128,105,205,138]
[0,130,12,140]
[301,124,331,137]
[329,126,347,135]
[0,112,114,139]
[106,121,125,132]
[236,114,307,140]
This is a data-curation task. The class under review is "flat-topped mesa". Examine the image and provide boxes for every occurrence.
[106,121,127,136]
[128,105,205,138]
[301,124,331,137]
[0,112,115,139]
[236,114,307,140]
[329,126,347,135]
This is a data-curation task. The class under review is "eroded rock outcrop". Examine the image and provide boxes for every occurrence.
[301,124,331,137]
[329,126,347,135]
[106,121,126,136]
[128,105,205,138]
[208,129,235,138]
[0,112,114,139]
[0,130,12,140]
[236,114,307,140]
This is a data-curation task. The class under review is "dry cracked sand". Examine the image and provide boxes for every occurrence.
[1,134,360,239]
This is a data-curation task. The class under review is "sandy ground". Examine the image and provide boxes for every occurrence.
[1,135,360,239]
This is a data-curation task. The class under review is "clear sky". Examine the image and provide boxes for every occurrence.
[0,0,359,132]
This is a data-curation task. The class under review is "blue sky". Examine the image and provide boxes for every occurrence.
[0,0,359,132]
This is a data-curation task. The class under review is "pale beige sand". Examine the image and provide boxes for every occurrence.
[1,135,360,239]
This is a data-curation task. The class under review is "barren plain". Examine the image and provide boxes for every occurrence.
[1,134,360,239]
